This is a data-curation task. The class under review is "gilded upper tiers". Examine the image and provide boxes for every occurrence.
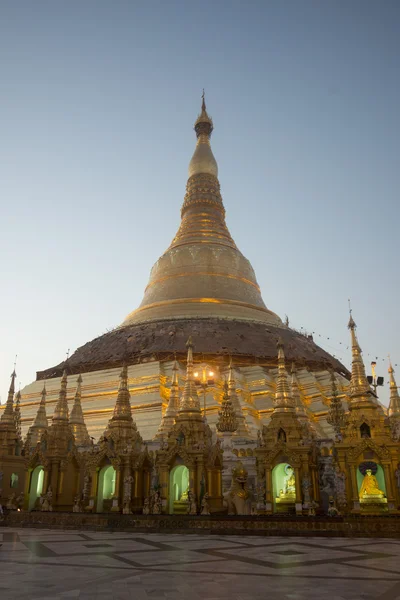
[123,97,281,327]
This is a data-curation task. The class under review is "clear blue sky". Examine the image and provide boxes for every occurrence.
[0,1,399,406]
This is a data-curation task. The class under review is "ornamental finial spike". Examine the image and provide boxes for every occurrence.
[347,310,375,403]
[194,91,213,139]
[0,366,19,428]
[179,336,200,413]
[348,299,355,329]
[388,356,400,418]
[216,379,237,433]
[274,339,295,411]
[70,374,90,446]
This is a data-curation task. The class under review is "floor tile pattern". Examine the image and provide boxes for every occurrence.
[1,528,400,599]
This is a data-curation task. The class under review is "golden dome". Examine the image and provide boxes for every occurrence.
[123,96,281,327]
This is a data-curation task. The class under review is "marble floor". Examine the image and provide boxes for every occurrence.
[1,529,400,599]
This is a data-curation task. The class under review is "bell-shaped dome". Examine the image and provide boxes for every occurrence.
[122,95,281,327]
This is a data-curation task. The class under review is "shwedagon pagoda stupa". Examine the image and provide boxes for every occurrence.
[12,96,349,442]
[2,95,400,520]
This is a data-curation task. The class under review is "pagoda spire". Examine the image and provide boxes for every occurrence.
[26,383,48,448]
[194,90,214,140]
[179,337,201,414]
[102,362,141,450]
[291,363,307,420]
[216,380,237,433]
[69,374,90,446]
[0,368,17,429]
[227,358,249,436]
[52,370,69,422]
[156,358,180,438]
[347,311,375,405]
[388,358,400,418]
[327,370,346,436]
[273,339,295,413]
[14,389,22,441]
[112,363,133,421]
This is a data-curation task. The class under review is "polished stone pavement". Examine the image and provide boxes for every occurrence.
[1,529,400,599]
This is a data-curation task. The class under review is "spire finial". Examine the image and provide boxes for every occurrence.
[179,336,201,413]
[216,379,237,433]
[0,364,18,427]
[348,299,356,330]
[155,358,180,438]
[347,309,375,403]
[52,370,69,422]
[274,339,295,412]
[201,88,207,113]
[388,356,400,417]
[69,374,90,446]
[26,381,48,447]
[194,91,213,140]
[291,362,306,417]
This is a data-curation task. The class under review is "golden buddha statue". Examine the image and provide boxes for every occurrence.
[180,486,189,502]
[278,465,296,500]
[359,469,385,500]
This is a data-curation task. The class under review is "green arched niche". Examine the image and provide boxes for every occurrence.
[29,466,44,511]
[272,463,296,505]
[169,465,189,514]
[96,465,116,512]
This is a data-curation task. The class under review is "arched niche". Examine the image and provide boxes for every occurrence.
[272,463,296,511]
[357,461,386,502]
[29,466,44,511]
[169,464,189,514]
[360,423,371,439]
[96,465,116,513]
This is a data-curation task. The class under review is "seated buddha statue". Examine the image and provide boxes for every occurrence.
[278,465,296,500]
[359,469,385,500]
[180,486,189,502]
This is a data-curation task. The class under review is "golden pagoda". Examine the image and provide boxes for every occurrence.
[69,375,91,448]
[255,340,317,514]
[334,313,400,514]
[12,95,349,448]
[1,96,400,520]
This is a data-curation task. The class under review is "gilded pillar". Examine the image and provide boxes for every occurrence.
[189,465,197,494]
[310,467,319,502]
[133,468,140,498]
[159,466,169,513]
[391,458,400,504]
[114,467,122,499]
[196,460,204,500]
[350,464,360,511]
[57,470,65,496]
[383,463,394,501]
[91,468,99,497]
[294,467,302,503]
[50,460,59,497]
[42,469,50,496]
[265,466,272,503]
[23,468,32,510]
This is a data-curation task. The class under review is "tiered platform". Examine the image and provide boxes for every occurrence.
[3,511,400,538]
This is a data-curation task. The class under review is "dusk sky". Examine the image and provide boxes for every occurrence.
[0,1,399,405]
